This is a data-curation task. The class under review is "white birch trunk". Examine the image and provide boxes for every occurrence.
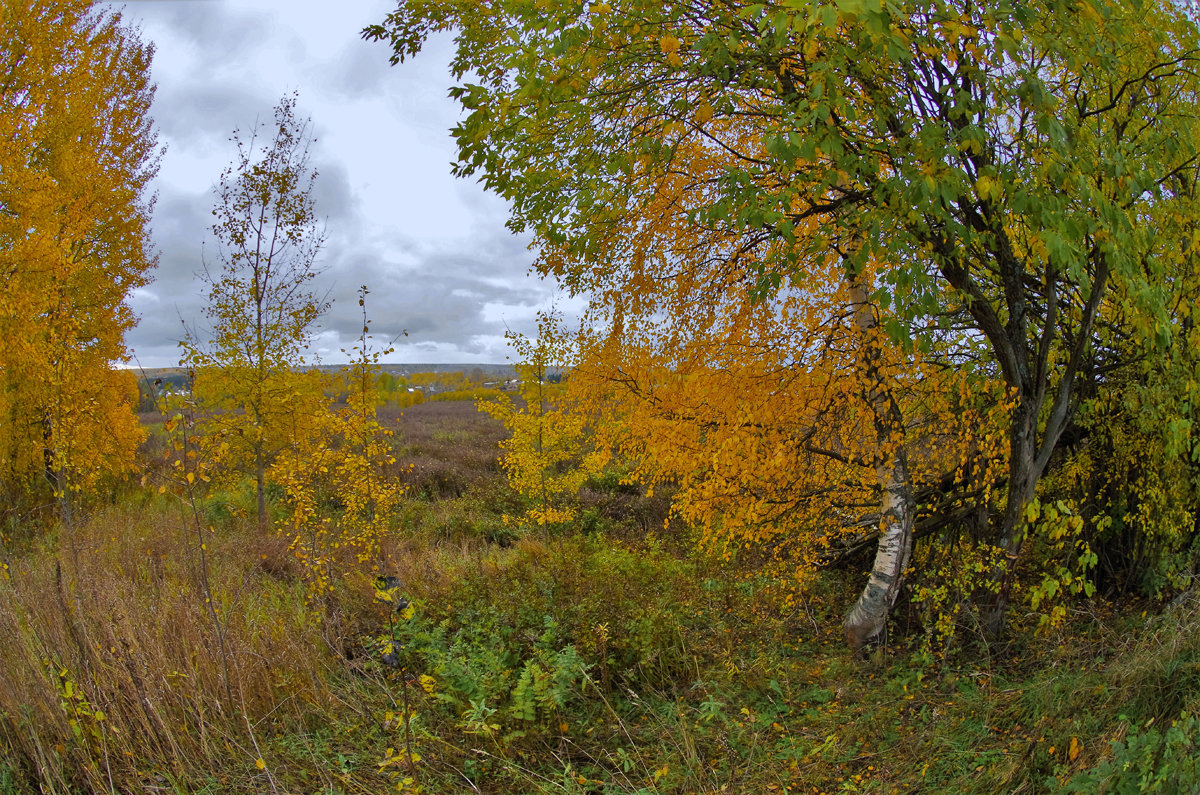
[842,277,916,652]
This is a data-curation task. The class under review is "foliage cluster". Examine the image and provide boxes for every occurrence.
[0,0,158,526]
[270,289,407,594]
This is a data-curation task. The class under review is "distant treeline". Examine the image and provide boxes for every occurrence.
[133,367,519,412]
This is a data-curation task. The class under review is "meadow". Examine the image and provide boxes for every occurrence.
[1,399,1196,794]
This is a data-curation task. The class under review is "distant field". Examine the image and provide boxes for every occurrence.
[133,363,519,379]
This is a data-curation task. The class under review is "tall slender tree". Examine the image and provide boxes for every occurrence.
[183,93,329,534]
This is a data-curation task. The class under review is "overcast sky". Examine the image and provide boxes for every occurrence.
[113,0,565,368]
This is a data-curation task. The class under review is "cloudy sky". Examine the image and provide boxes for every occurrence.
[114,0,565,368]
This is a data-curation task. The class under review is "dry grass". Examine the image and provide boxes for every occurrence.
[0,399,522,792]
[0,503,347,793]
[382,401,506,500]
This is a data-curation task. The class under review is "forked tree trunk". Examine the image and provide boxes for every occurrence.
[980,403,1041,639]
[842,277,916,653]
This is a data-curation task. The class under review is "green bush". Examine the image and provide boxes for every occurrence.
[392,535,702,707]
[388,609,589,732]
[1059,713,1200,794]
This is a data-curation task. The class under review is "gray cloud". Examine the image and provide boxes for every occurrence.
[311,157,360,228]
[314,32,465,137]
[151,81,271,153]
[121,0,559,368]
[310,226,545,362]
[132,2,274,66]
[130,187,213,366]
[129,179,552,368]
[319,38,395,102]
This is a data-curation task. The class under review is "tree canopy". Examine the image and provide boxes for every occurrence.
[0,0,159,522]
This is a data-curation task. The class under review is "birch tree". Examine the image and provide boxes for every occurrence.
[0,0,159,524]
[183,93,329,534]
[369,0,1200,642]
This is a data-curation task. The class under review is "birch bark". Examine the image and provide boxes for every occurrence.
[842,276,916,652]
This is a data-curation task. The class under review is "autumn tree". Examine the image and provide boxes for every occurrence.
[539,147,1007,648]
[334,288,405,538]
[370,0,1200,643]
[272,287,405,594]
[183,93,329,534]
[0,0,159,524]
[480,314,608,530]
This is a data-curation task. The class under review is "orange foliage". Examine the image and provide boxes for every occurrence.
[543,130,1010,591]
[272,289,406,595]
[0,0,158,518]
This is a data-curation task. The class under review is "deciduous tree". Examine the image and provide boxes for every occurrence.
[481,314,608,530]
[183,93,329,534]
[272,287,405,593]
[538,148,1007,648]
[0,0,159,524]
[370,0,1200,642]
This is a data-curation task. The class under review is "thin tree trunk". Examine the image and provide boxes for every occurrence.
[842,276,916,653]
[255,444,267,534]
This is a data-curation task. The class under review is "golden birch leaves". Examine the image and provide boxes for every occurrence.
[481,315,607,530]
[0,0,159,517]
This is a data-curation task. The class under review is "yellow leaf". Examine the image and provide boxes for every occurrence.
[255,758,266,770]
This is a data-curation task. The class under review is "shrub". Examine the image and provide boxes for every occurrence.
[1059,713,1200,794]
[390,534,704,719]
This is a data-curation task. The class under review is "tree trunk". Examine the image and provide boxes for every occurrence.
[842,277,916,653]
[981,401,1040,638]
[255,443,267,534]
[844,447,915,651]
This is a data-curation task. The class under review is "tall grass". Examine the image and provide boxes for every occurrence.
[0,503,341,793]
